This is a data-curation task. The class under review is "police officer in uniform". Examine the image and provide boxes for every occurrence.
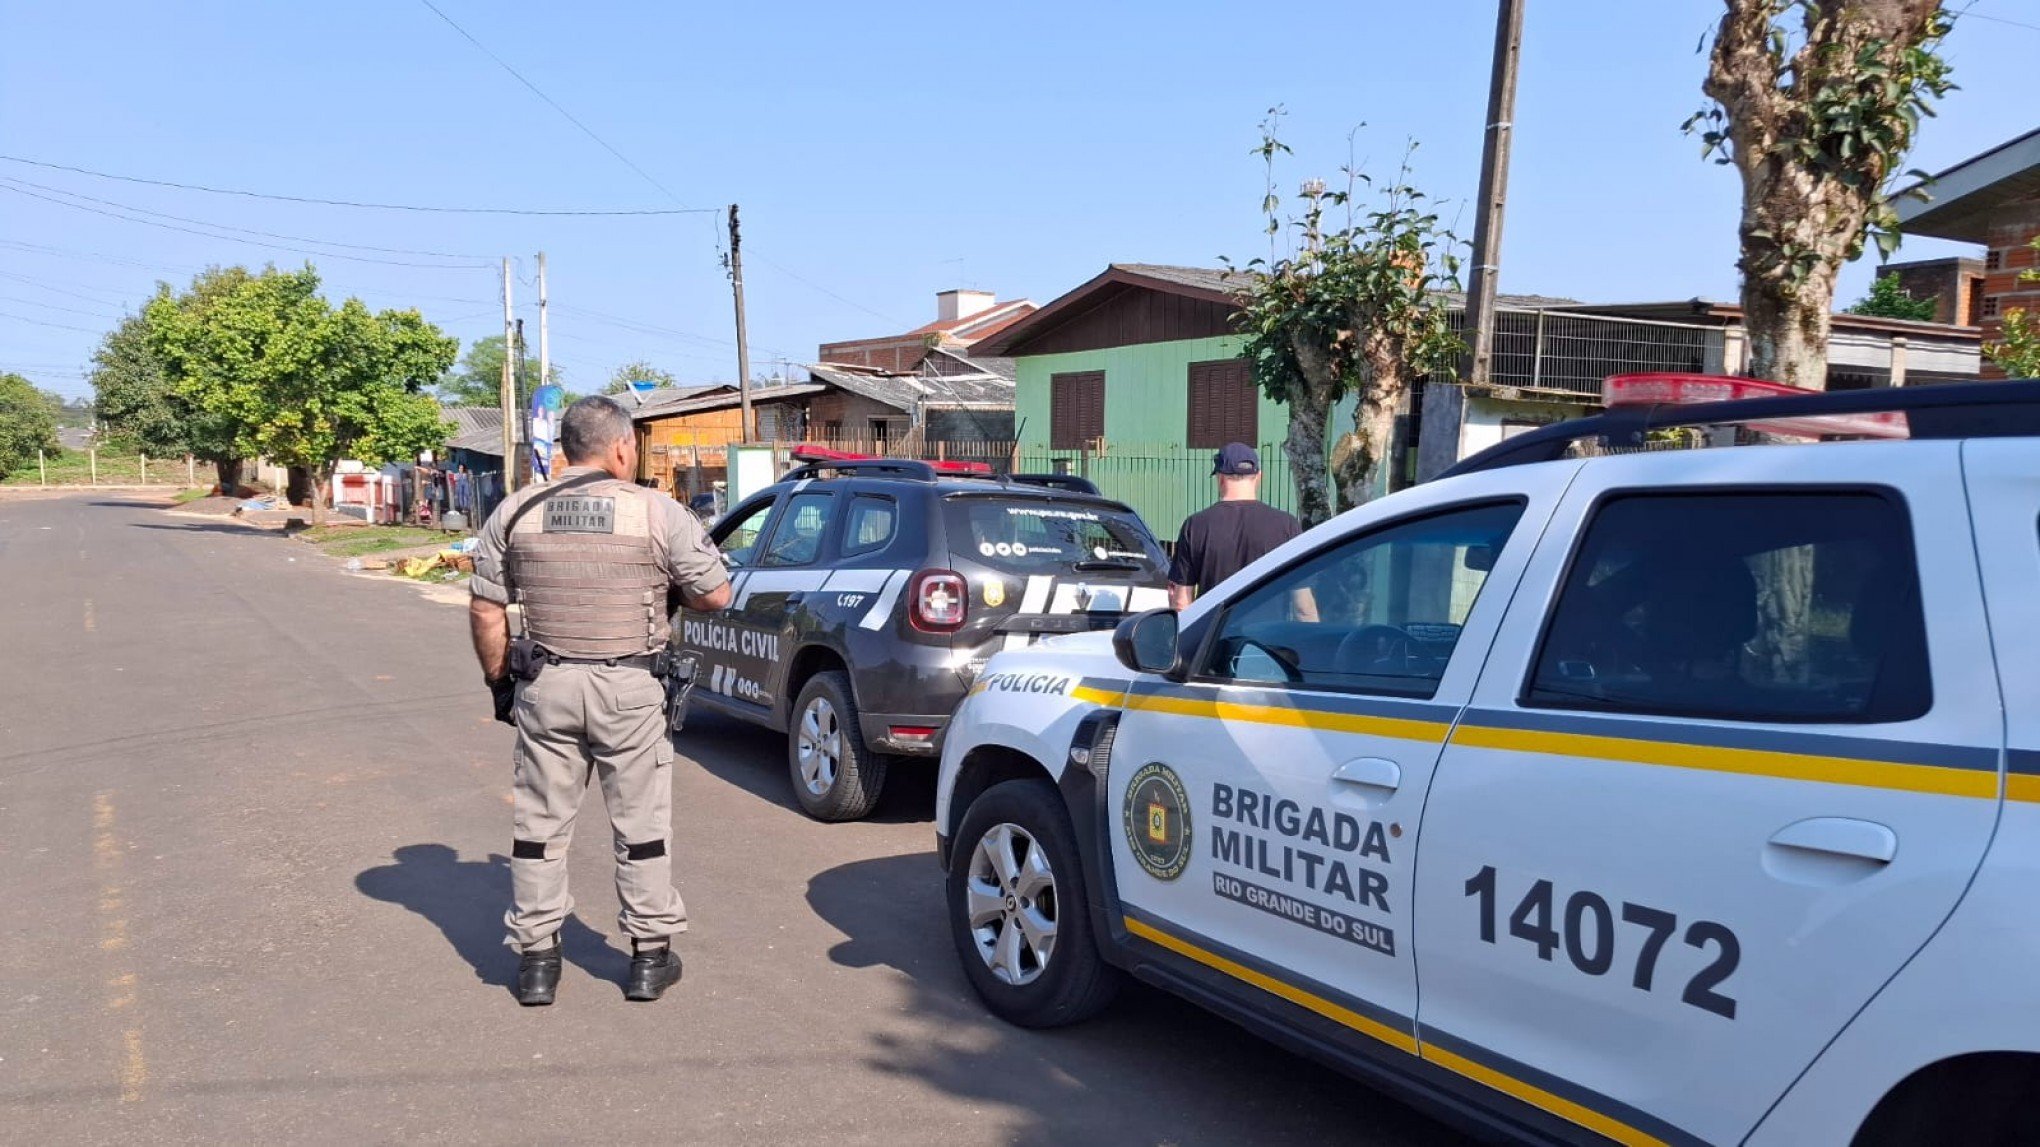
[468,396,733,1005]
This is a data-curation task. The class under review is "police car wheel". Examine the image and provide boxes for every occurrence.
[788,671,887,822]
[948,779,1120,1029]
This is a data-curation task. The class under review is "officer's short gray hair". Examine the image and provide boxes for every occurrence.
[559,396,635,463]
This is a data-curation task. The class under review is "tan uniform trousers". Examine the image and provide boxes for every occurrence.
[505,662,687,951]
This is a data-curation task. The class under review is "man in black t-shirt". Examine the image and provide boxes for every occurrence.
[1168,443,1310,612]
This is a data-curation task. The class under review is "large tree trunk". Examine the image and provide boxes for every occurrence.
[309,463,333,528]
[1336,338,1407,512]
[1283,334,1340,528]
[1703,0,1945,390]
[212,457,243,497]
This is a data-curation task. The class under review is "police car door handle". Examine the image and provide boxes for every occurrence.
[1767,817,1898,864]
[1331,757,1402,792]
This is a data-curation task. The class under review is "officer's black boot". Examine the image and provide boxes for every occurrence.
[625,940,682,1002]
[516,940,563,1006]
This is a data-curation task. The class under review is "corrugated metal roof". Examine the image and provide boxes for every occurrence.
[440,406,502,439]
[803,364,1014,411]
[628,382,829,422]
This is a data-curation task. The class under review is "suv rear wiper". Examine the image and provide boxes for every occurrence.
[1073,557,1145,572]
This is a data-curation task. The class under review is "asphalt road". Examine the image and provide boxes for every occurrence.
[0,491,1464,1146]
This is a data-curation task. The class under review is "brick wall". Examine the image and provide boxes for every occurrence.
[816,336,931,373]
[1981,202,2040,378]
[1890,258,1985,326]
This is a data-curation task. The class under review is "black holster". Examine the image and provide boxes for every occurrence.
[654,649,698,734]
[489,676,517,725]
[509,637,545,682]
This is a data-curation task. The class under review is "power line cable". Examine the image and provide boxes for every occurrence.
[0,154,711,216]
[0,269,144,306]
[0,176,498,261]
[0,293,123,320]
[0,309,108,335]
[0,182,496,270]
[416,0,694,209]
[750,252,911,327]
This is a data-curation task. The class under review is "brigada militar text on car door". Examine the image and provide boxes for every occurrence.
[675,457,1169,822]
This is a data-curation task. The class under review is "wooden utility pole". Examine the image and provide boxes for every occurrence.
[500,257,517,492]
[514,318,530,488]
[728,204,753,441]
[1417,0,1525,483]
[536,251,550,401]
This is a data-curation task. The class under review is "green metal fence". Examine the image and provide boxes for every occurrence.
[1017,443,1302,545]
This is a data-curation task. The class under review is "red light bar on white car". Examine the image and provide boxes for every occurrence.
[1602,373,1908,440]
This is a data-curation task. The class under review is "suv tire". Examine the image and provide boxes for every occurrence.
[788,670,887,822]
[947,778,1121,1028]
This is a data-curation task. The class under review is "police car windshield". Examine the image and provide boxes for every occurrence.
[944,496,1164,576]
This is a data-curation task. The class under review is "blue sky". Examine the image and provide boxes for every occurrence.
[1,0,2033,401]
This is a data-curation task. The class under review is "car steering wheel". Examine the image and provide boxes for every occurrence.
[1336,624,1420,675]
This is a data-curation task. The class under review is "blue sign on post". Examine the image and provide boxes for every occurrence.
[529,383,566,481]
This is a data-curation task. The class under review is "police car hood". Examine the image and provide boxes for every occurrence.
[1034,628,1116,658]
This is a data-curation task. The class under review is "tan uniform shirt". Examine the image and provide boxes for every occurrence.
[468,466,729,609]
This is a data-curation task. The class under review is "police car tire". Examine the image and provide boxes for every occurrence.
[948,779,1121,1029]
[787,671,887,822]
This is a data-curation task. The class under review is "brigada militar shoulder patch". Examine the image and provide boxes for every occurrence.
[543,494,616,533]
[1124,762,1192,881]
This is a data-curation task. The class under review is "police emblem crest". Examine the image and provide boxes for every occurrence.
[983,579,1006,608]
[1123,762,1192,881]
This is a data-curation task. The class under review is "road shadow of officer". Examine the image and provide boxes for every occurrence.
[353,844,628,994]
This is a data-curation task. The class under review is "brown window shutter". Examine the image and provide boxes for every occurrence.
[1051,371,1106,449]
[1186,359,1256,448]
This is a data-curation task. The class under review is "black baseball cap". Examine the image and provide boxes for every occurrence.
[1212,442,1260,476]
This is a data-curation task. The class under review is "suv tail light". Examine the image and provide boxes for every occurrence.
[910,569,967,632]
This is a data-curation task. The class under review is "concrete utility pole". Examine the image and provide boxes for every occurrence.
[1417,0,1525,483]
[500,256,517,492]
[728,204,753,441]
[536,251,550,401]
[515,317,530,487]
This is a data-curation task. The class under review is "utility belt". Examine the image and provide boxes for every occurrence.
[508,638,698,733]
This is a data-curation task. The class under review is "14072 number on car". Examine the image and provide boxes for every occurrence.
[1463,865,1740,1020]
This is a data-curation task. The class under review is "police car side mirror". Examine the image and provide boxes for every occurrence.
[1115,609,1186,679]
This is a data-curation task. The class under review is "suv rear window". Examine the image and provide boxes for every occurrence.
[943,496,1166,577]
[1526,491,1930,724]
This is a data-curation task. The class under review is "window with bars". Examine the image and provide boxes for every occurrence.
[1986,249,2004,272]
[1050,371,1105,449]
[1186,359,1258,448]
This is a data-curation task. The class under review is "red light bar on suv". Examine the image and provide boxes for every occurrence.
[1603,373,1908,440]
[788,445,992,475]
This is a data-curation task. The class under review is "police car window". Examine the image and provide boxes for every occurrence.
[943,496,1165,576]
[1201,501,1525,699]
[1526,491,1930,724]
[759,492,834,568]
[843,495,897,558]
[715,499,775,568]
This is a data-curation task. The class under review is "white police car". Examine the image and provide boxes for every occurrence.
[933,379,2040,1145]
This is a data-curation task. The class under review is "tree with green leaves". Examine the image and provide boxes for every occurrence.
[437,334,558,406]
[1689,0,1954,388]
[146,265,458,524]
[1846,271,1939,321]
[0,371,59,481]
[605,360,676,395]
[1228,116,1462,526]
[116,267,269,491]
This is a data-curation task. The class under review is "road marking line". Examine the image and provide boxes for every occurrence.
[92,790,145,1104]
[120,1029,146,1104]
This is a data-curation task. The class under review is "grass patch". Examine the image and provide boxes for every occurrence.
[171,487,212,504]
[301,525,452,558]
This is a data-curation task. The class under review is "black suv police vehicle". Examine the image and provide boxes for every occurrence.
[676,453,1171,821]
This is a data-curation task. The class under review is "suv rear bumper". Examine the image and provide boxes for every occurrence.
[861,712,950,756]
